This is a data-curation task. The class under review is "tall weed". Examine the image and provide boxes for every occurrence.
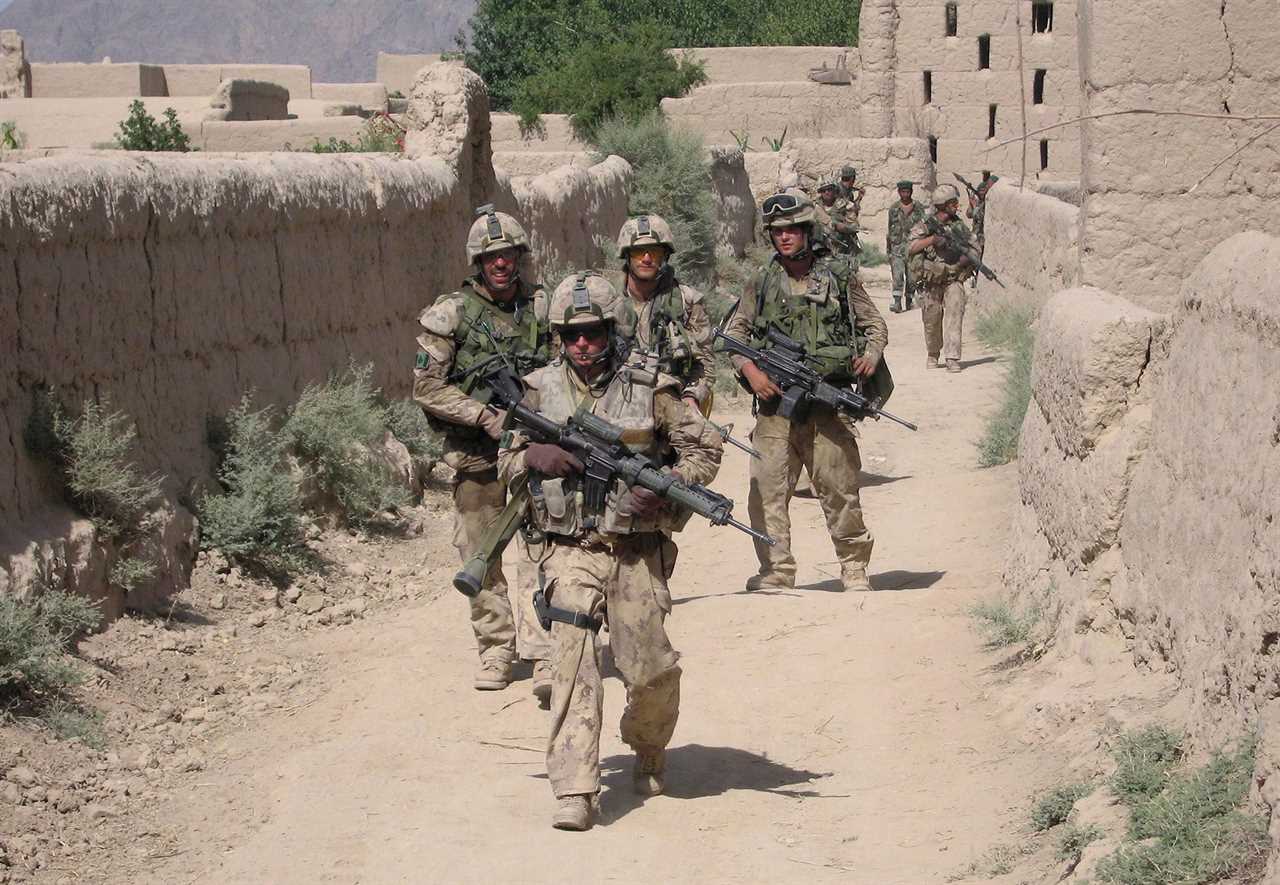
[975,302,1035,467]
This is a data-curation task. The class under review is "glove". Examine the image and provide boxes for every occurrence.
[478,407,507,441]
[524,443,584,478]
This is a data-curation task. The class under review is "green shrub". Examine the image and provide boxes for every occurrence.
[1,120,22,149]
[284,364,409,527]
[382,398,443,462]
[199,396,307,573]
[970,598,1039,648]
[308,116,404,153]
[858,243,889,268]
[1056,823,1103,863]
[0,590,100,704]
[592,113,718,288]
[1031,782,1094,831]
[975,302,1035,467]
[1098,739,1267,885]
[1110,725,1184,804]
[115,100,191,152]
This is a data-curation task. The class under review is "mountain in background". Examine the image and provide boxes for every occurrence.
[0,0,476,82]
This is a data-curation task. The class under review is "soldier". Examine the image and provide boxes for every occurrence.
[967,174,998,255]
[498,272,723,831]
[822,177,861,258]
[908,184,974,373]
[615,214,714,414]
[886,180,927,314]
[813,179,840,246]
[838,164,866,218]
[726,191,888,593]
[413,205,553,696]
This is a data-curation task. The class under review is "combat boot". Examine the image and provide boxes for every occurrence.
[552,794,593,831]
[841,565,872,592]
[531,659,553,709]
[890,296,902,313]
[746,572,795,591]
[926,355,940,369]
[473,653,514,691]
[946,359,962,374]
[633,748,667,796]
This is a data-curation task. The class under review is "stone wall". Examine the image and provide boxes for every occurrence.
[1076,0,1280,313]
[661,81,861,146]
[29,62,168,98]
[205,79,291,122]
[981,182,1081,306]
[671,45,857,84]
[312,82,388,111]
[1,28,29,98]
[162,64,312,99]
[490,113,582,154]
[376,52,440,97]
[0,62,631,617]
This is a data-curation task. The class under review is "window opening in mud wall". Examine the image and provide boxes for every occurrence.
[1032,2,1054,33]
[978,34,991,70]
[1033,69,1046,104]
[923,70,933,104]
[945,2,958,37]
[928,136,939,163]
[1039,139,1049,171]
[988,105,998,139]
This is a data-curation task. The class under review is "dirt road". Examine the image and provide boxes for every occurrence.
[142,274,1040,884]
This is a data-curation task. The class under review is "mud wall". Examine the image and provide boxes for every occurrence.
[672,46,857,84]
[981,183,1081,306]
[0,62,631,615]
[661,81,861,146]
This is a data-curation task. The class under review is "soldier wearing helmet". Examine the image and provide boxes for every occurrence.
[413,204,553,696]
[818,175,861,258]
[499,271,723,831]
[838,164,866,216]
[908,183,976,372]
[615,214,714,414]
[725,190,889,595]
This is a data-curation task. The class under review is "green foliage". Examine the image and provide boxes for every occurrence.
[382,399,444,462]
[284,364,409,527]
[461,0,862,112]
[1111,725,1184,804]
[1,120,22,149]
[0,590,100,704]
[858,244,888,268]
[1032,782,1094,831]
[970,598,1039,648]
[592,113,717,287]
[1098,738,1268,885]
[307,116,405,153]
[975,302,1035,467]
[198,396,308,574]
[761,126,788,151]
[513,22,706,141]
[115,100,191,152]
[1056,823,1103,863]
[109,555,157,595]
[729,128,751,152]
[40,698,106,748]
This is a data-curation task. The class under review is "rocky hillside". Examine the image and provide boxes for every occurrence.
[0,0,475,81]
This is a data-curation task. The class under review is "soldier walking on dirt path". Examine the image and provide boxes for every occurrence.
[412,206,554,699]
[615,214,715,416]
[967,174,998,257]
[909,184,976,373]
[726,191,888,594]
[498,273,723,831]
[887,180,926,314]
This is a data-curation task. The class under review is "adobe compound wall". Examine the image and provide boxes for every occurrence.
[0,62,631,617]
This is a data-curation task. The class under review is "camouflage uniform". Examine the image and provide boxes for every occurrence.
[413,208,553,689]
[499,273,723,829]
[909,185,975,370]
[727,192,888,591]
[826,196,861,257]
[615,215,715,411]
[886,182,926,312]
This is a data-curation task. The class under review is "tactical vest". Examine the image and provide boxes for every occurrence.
[908,218,974,289]
[628,281,698,381]
[526,362,671,540]
[750,258,861,383]
[449,278,551,405]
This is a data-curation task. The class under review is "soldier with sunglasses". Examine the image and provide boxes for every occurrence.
[725,190,888,593]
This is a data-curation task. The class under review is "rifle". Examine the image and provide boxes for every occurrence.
[923,215,1005,288]
[453,476,532,597]
[479,361,774,547]
[954,172,981,202]
[706,418,761,459]
[714,324,919,431]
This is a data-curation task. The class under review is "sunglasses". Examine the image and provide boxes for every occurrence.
[562,326,608,343]
[628,245,666,259]
[761,193,801,218]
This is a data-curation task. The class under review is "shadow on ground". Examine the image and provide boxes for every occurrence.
[595,744,834,824]
[796,569,946,594]
[960,355,1000,369]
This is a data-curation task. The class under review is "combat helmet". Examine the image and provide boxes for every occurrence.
[466,203,530,262]
[761,188,818,229]
[817,177,840,195]
[616,214,677,259]
[931,184,960,207]
[549,271,624,329]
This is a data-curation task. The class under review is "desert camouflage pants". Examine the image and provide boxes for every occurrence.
[747,408,874,581]
[542,534,681,798]
[922,279,968,361]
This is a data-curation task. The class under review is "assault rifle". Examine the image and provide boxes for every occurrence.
[954,172,982,202]
[922,215,1005,288]
[714,324,919,431]
[707,419,761,459]
[479,360,773,547]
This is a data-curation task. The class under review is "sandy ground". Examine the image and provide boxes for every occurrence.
[131,273,1051,885]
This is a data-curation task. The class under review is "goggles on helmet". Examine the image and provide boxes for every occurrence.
[762,193,802,219]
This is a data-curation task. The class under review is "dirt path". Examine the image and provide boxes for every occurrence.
[138,273,1042,885]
